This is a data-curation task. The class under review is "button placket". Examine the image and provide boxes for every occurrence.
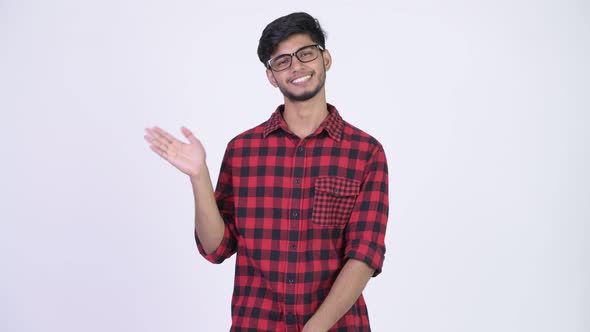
[285,142,306,326]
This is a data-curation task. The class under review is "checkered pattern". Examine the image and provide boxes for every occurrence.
[195,104,389,331]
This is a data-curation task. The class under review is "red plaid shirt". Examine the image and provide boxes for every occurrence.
[195,104,389,331]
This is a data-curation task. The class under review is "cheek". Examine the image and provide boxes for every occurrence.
[274,74,287,86]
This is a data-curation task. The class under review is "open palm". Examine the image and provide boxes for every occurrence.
[144,126,206,177]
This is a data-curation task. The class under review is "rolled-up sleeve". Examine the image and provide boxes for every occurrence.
[195,144,238,264]
[345,144,389,276]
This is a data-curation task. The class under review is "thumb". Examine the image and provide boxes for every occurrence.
[181,126,198,144]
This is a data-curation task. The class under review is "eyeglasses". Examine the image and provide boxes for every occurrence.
[267,44,324,72]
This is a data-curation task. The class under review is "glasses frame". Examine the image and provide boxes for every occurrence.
[266,44,325,72]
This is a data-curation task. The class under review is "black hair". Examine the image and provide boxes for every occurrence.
[257,12,327,67]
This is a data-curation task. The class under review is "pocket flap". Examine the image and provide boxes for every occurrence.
[315,176,361,197]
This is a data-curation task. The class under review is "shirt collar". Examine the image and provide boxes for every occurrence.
[263,103,344,141]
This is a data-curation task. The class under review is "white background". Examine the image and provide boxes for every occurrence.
[1,0,588,331]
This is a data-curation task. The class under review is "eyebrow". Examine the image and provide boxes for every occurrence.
[273,44,315,57]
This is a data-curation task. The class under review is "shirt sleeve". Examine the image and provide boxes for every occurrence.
[195,144,239,264]
[344,144,389,276]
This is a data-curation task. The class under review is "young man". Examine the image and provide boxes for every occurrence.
[144,12,389,332]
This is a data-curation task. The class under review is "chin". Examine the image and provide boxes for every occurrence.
[280,82,325,102]
[287,91,318,102]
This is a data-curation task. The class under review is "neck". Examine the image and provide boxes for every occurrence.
[283,92,328,139]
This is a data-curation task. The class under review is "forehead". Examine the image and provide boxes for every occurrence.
[272,33,315,56]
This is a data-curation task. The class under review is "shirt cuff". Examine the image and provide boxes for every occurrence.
[345,239,385,277]
[194,226,235,264]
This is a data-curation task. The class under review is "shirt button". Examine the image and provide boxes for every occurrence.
[291,210,300,219]
[333,188,339,194]
[286,312,296,324]
[287,278,295,284]
[295,178,301,184]
[289,243,296,250]
[297,146,304,154]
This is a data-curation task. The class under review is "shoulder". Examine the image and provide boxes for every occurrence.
[224,121,267,150]
[340,120,389,177]
[341,120,385,154]
[225,106,283,148]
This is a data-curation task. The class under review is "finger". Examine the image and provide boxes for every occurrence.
[145,127,170,145]
[153,126,176,144]
[144,133,168,151]
[143,135,167,150]
[181,126,198,144]
[149,144,169,160]
[144,128,163,144]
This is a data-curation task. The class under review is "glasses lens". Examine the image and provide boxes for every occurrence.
[296,45,320,63]
[270,55,291,71]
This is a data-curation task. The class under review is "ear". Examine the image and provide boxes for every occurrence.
[266,68,278,87]
[322,49,332,71]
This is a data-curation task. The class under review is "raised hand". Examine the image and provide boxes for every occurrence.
[144,126,207,177]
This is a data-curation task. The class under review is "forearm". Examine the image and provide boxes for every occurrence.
[303,259,375,332]
[190,164,225,254]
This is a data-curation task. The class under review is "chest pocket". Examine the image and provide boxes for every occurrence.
[312,176,361,226]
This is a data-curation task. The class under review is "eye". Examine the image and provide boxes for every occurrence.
[276,57,290,66]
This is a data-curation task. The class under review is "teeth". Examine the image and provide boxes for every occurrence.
[292,75,311,84]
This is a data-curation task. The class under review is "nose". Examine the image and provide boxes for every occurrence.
[290,55,307,70]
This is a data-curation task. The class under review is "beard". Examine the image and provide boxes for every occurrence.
[276,64,327,102]
[278,76,325,102]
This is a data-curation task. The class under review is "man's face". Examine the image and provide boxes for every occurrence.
[266,33,332,102]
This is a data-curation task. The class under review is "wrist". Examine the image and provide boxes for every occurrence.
[302,318,327,332]
[189,164,209,182]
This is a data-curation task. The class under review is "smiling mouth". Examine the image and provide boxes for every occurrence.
[291,74,312,84]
